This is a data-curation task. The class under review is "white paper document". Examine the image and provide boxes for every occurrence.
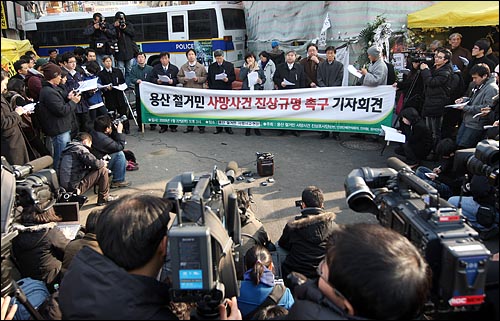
[158,74,171,82]
[75,77,98,93]
[184,70,196,79]
[283,79,295,86]
[381,125,406,143]
[348,65,363,78]
[247,71,259,89]
[473,112,483,119]
[112,83,128,91]
[215,72,227,80]
[22,103,37,113]
[425,172,438,179]
[445,102,467,109]
[483,125,496,129]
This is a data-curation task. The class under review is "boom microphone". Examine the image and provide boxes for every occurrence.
[387,157,413,172]
[14,156,54,179]
[225,161,239,183]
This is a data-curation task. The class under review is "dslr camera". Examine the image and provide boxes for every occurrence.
[112,114,128,126]
[117,13,126,28]
[344,156,491,318]
[163,166,240,318]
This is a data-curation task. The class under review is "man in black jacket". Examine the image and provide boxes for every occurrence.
[208,49,236,134]
[90,115,130,189]
[57,132,116,206]
[286,223,431,320]
[83,12,116,69]
[113,11,137,87]
[278,186,337,289]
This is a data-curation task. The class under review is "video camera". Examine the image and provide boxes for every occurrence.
[405,47,434,64]
[344,157,491,317]
[163,164,240,319]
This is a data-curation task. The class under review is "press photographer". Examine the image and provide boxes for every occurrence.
[90,115,130,189]
[113,11,137,86]
[344,156,491,318]
[83,13,116,68]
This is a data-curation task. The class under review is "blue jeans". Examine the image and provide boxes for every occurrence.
[448,196,499,231]
[415,166,452,199]
[116,58,135,87]
[108,151,126,183]
[51,131,71,170]
[456,124,485,148]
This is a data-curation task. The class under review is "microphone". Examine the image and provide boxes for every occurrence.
[225,161,239,183]
[387,157,413,172]
[14,156,53,179]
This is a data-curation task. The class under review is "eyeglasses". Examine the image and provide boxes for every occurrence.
[317,258,348,301]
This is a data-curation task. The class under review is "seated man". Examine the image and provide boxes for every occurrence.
[395,107,433,167]
[90,115,130,189]
[278,186,337,289]
[286,223,431,320]
[58,132,117,206]
[59,194,241,319]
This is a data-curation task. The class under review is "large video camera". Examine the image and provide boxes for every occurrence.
[163,165,240,319]
[1,156,60,319]
[344,157,491,316]
[405,48,434,64]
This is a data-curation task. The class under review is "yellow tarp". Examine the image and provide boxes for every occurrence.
[408,1,499,28]
[1,37,36,75]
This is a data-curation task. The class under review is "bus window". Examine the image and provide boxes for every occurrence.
[221,9,246,30]
[188,9,218,39]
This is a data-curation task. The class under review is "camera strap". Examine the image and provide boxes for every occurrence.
[243,283,286,320]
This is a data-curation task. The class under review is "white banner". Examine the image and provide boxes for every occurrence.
[139,82,396,134]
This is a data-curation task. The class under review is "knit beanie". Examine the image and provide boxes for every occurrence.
[367,45,381,57]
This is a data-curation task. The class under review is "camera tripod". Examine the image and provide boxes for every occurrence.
[123,89,138,126]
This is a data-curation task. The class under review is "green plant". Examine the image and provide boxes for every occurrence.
[358,15,387,67]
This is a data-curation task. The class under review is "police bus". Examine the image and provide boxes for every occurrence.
[24,3,247,67]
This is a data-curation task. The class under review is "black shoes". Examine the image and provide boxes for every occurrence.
[292,131,299,137]
[255,129,261,136]
[170,127,177,132]
[97,194,119,206]
[214,129,223,134]
[184,128,194,133]
[226,128,234,134]
[199,128,205,133]
[332,132,341,140]
[320,132,329,139]
[159,126,168,133]
[150,124,157,130]
[245,129,251,136]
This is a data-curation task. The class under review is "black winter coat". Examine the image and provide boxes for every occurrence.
[420,63,453,117]
[400,107,433,159]
[113,22,136,61]
[1,94,29,165]
[60,247,178,320]
[83,22,116,55]
[37,81,78,137]
[98,67,128,116]
[12,222,69,290]
[273,62,306,89]
[147,63,180,87]
[207,60,236,90]
[90,130,126,159]
[278,208,337,279]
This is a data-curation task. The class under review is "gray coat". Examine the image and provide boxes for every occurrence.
[361,58,388,86]
[462,76,499,130]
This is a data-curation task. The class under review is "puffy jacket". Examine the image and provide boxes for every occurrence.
[278,208,337,279]
[420,62,453,117]
[90,130,126,159]
[57,141,106,192]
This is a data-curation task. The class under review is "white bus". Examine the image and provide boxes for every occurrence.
[24,3,247,67]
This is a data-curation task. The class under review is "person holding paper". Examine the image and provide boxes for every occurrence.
[129,52,153,132]
[394,107,433,168]
[178,49,208,134]
[84,61,108,123]
[448,33,471,72]
[273,50,305,136]
[208,49,236,134]
[455,63,498,149]
[240,52,265,136]
[61,52,91,133]
[317,45,344,140]
[98,55,130,134]
[147,51,180,133]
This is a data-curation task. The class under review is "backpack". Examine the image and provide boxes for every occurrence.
[445,71,466,103]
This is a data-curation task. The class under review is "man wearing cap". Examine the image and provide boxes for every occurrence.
[38,63,81,170]
[208,49,236,134]
[359,45,388,86]
[268,40,285,67]
[448,33,472,72]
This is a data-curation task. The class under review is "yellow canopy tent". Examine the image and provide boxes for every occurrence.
[408,1,499,28]
[1,37,36,75]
